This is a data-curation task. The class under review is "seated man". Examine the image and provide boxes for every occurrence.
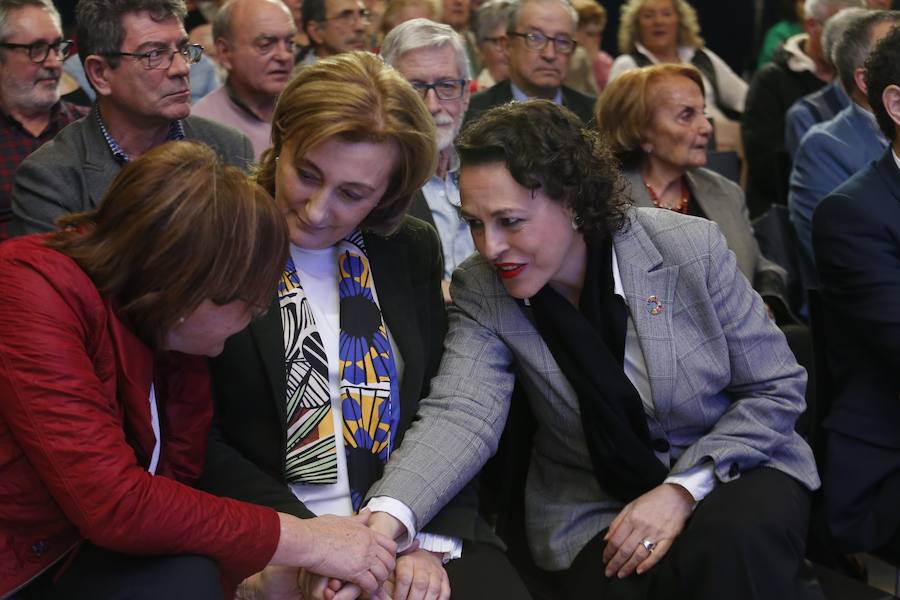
[10,0,252,236]
[193,0,296,159]
[788,9,897,290]
[0,0,86,240]
[296,0,369,67]
[783,6,860,157]
[812,24,900,558]
[381,19,475,302]
[464,0,595,125]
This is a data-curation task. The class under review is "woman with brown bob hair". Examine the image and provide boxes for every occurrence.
[595,63,793,323]
[0,141,398,600]
[199,51,525,599]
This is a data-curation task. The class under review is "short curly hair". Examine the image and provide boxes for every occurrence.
[456,100,630,242]
[617,0,704,54]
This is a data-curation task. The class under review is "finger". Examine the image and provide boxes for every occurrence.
[328,579,344,591]
[399,539,421,556]
[333,583,363,600]
[355,509,372,524]
[604,529,644,577]
[375,544,397,576]
[602,518,634,565]
[439,574,450,600]
[352,572,378,597]
[374,531,399,553]
[393,557,414,600]
[423,566,444,600]
[616,535,653,578]
[636,537,673,576]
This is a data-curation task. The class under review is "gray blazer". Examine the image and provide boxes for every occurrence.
[9,106,254,236]
[368,207,819,570]
[624,167,788,300]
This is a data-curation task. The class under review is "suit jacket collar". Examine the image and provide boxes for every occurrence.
[611,210,679,426]
[876,146,900,204]
[247,231,423,433]
[82,106,123,211]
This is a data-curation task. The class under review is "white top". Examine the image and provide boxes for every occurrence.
[148,384,160,475]
[609,42,748,125]
[286,243,461,559]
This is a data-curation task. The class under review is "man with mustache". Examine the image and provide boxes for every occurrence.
[381,18,475,303]
[296,0,369,67]
[193,0,296,159]
[0,0,86,240]
[9,0,253,236]
[464,0,595,125]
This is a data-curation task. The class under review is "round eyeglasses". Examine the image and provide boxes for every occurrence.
[103,43,204,70]
[508,31,576,55]
[0,39,73,63]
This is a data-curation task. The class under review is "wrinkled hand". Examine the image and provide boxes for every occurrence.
[389,549,450,600]
[237,567,303,600]
[294,511,397,596]
[602,483,694,578]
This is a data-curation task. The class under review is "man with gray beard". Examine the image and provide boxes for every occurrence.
[382,18,474,303]
[0,0,85,239]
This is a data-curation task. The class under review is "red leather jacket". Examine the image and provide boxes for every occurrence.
[0,236,280,596]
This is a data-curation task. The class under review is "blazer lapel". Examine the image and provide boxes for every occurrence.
[613,212,679,428]
[250,297,289,427]
[363,231,423,436]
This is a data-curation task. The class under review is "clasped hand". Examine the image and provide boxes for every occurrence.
[601,483,694,579]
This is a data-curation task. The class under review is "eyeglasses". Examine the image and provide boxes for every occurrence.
[482,36,505,46]
[323,8,371,25]
[0,39,73,63]
[410,79,468,101]
[509,31,576,54]
[104,43,204,70]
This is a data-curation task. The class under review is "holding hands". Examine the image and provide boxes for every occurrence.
[601,483,695,579]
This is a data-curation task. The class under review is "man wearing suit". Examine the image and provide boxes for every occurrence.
[812,24,900,557]
[9,0,252,236]
[788,9,899,290]
[464,0,595,125]
[381,19,476,302]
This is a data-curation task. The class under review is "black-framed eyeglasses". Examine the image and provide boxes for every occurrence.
[509,31,576,54]
[103,43,204,70]
[410,79,468,101]
[0,39,73,63]
[323,8,371,25]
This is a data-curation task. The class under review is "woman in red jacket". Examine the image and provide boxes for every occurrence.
[0,141,395,600]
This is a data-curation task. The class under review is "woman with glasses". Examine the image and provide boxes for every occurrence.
[0,141,397,600]
[363,100,820,599]
[197,51,528,600]
[471,0,515,90]
[609,0,747,150]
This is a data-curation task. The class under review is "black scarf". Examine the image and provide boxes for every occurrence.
[526,238,668,503]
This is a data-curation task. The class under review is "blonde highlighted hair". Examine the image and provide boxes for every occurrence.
[594,63,705,167]
[617,0,704,54]
[256,51,437,236]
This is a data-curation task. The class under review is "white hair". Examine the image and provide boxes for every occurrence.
[381,17,471,79]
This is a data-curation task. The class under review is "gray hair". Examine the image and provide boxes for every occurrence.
[381,17,471,79]
[821,7,867,66]
[833,9,900,92]
[804,0,864,22]
[507,0,576,35]
[472,0,515,45]
[0,0,61,43]
[76,0,187,67]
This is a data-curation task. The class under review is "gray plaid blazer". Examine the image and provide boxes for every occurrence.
[368,207,820,570]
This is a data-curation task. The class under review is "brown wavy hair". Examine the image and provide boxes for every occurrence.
[47,141,288,350]
[456,100,629,241]
[255,51,437,236]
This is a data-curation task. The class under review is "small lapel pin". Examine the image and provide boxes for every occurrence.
[646,295,663,316]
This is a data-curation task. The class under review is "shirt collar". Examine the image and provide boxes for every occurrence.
[510,81,563,105]
[611,243,624,300]
[96,108,186,164]
[633,41,695,64]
